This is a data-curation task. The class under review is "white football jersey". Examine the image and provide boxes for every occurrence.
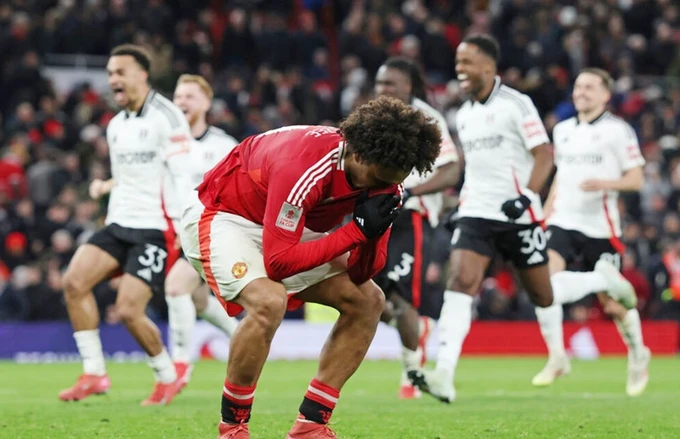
[402,97,459,227]
[548,112,645,238]
[190,126,238,188]
[457,77,550,224]
[105,89,193,231]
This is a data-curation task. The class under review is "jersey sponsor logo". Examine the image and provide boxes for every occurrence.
[555,153,603,165]
[115,151,157,164]
[461,135,503,153]
[231,262,248,279]
[276,202,303,232]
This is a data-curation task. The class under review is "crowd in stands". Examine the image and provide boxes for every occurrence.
[1,0,680,323]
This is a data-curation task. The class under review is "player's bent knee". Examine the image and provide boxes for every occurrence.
[245,288,288,333]
[62,270,90,299]
[448,270,482,295]
[532,293,554,308]
[116,300,146,323]
[339,282,385,318]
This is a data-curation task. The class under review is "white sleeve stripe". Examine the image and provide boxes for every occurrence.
[496,90,530,116]
[292,160,336,207]
[287,150,339,206]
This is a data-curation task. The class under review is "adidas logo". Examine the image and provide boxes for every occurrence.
[137,268,152,282]
[527,251,545,265]
[356,217,364,227]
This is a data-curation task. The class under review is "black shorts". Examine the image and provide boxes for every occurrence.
[88,223,175,293]
[451,217,548,269]
[547,225,623,271]
[375,209,441,316]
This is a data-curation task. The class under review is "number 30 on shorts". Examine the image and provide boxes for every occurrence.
[517,227,547,255]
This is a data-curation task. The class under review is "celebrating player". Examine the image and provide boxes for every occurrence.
[59,45,193,405]
[373,57,459,399]
[408,33,558,403]
[165,74,239,387]
[532,68,650,396]
[180,96,441,438]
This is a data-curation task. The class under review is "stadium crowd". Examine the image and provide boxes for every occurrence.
[0,0,680,323]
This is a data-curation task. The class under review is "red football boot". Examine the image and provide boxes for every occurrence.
[59,374,110,402]
[140,380,182,406]
[218,421,250,439]
[286,418,338,439]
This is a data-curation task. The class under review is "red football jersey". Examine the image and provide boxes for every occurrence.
[197,125,398,282]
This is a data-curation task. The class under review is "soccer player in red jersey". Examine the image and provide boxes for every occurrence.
[180,96,442,439]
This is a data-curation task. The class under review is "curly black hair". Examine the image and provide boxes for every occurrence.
[339,96,441,175]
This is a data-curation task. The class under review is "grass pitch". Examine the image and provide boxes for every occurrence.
[0,357,678,438]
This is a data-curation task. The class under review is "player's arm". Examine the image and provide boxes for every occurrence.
[407,122,460,196]
[346,228,392,285]
[501,96,553,219]
[581,124,645,192]
[89,178,116,200]
[542,178,558,219]
[161,118,194,229]
[262,167,398,281]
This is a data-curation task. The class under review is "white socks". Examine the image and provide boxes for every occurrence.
[167,294,197,363]
[200,295,238,337]
[551,271,608,305]
[401,346,422,371]
[615,309,645,359]
[435,291,473,384]
[147,348,177,384]
[74,330,106,376]
[535,305,566,358]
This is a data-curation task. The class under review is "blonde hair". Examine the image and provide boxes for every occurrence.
[176,74,214,100]
[579,68,614,92]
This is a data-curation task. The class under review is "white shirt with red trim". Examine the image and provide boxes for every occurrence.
[189,126,238,188]
[402,97,459,227]
[456,78,550,224]
[548,112,645,238]
[105,89,193,231]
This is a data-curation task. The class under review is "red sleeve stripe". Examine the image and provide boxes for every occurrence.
[287,150,339,206]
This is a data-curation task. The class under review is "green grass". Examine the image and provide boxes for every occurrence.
[0,357,679,438]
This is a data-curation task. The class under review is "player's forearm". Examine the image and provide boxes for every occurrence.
[604,167,644,192]
[409,162,459,196]
[527,144,554,194]
[263,221,367,281]
[543,181,558,219]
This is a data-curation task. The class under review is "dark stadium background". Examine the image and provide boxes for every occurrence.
[0,0,679,331]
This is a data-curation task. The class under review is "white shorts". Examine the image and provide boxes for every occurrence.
[180,195,348,308]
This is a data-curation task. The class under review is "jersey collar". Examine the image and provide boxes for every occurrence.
[125,89,156,119]
[576,110,608,125]
[476,76,501,105]
[195,126,210,142]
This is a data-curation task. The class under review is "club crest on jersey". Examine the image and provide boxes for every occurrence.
[231,262,248,279]
[139,128,148,140]
[276,202,303,232]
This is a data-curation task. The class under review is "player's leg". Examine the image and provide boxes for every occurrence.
[286,273,384,435]
[181,207,286,437]
[408,218,493,403]
[587,245,650,396]
[597,293,650,396]
[59,234,122,402]
[532,248,571,386]
[115,273,179,405]
[192,283,239,339]
[164,256,201,385]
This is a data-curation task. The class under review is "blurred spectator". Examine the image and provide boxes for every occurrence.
[0,0,679,323]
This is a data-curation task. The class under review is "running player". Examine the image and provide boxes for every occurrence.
[373,57,459,399]
[59,45,193,405]
[408,33,557,403]
[532,68,650,396]
[180,96,441,438]
[165,74,239,387]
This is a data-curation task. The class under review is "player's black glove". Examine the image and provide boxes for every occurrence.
[401,188,413,203]
[353,192,401,239]
[500,194,531,220]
